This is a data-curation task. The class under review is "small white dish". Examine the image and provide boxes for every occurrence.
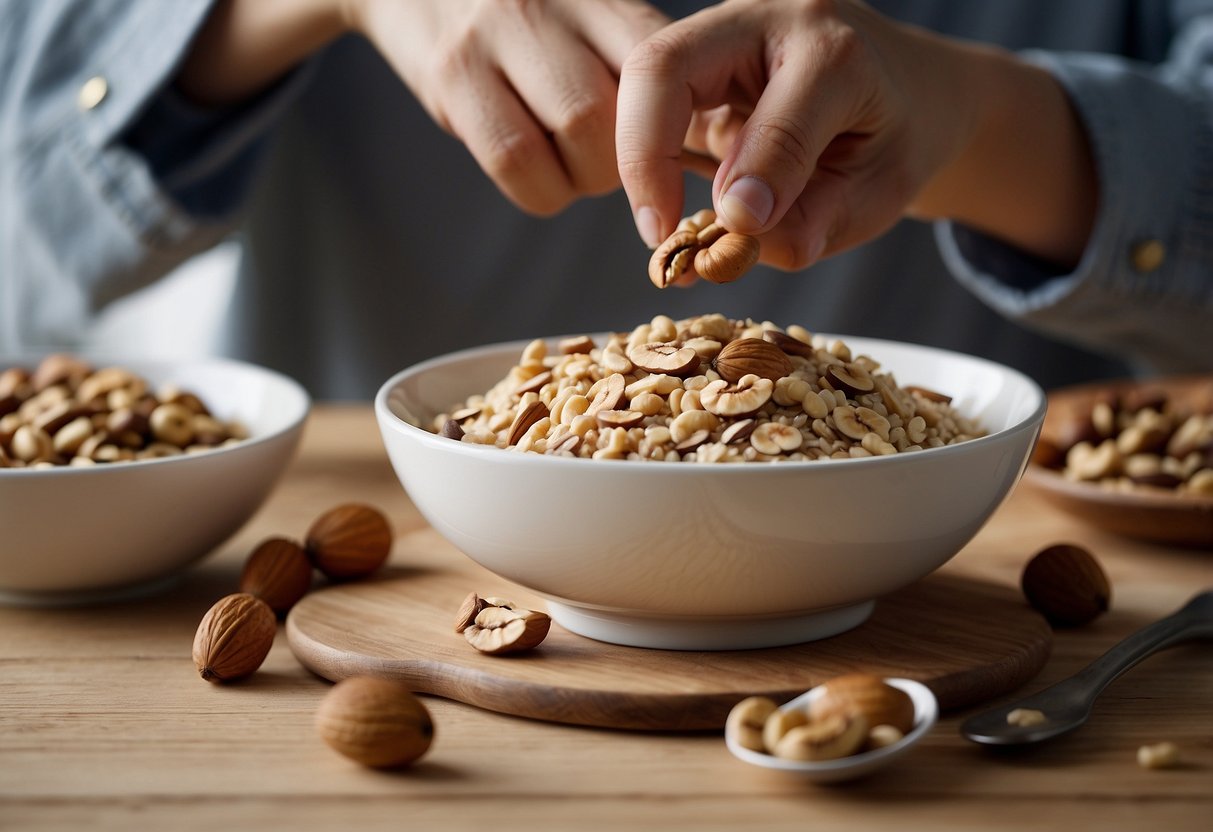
[725,678,939,783]
[0,356,309,603]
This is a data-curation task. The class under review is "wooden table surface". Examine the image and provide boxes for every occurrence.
[2,405,1210,832]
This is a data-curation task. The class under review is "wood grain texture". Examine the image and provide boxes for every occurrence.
[3,406,1211,832]
[287,547,1051,729]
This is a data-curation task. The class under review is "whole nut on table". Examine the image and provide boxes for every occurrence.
[1021,543,1111,627]
[315,676,434,769]
[305,503,394,580]
[240,537,315,616]
[192,593,277,683]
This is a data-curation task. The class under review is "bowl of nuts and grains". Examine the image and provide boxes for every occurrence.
[376,313,1045,650]
[1025,374,1213,546]
[0,354,309,602]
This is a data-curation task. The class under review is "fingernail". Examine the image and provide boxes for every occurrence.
[720,176,774,233]
[636,207,661,249]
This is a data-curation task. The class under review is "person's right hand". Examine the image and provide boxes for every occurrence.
[615,0,1097,272]
[354,0,669,215]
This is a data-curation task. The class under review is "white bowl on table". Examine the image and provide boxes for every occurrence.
[375,334,1044,651]
[0,357,309,604]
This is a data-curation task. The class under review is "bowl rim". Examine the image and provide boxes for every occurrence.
[0,355,310,479]
[375,332,1047,473]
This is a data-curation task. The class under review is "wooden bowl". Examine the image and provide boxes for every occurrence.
[1023,375,1213,548]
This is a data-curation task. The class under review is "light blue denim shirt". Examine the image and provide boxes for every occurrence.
[2,0,1212,398]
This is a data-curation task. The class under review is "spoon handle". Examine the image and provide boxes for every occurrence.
[1070,590,1213,699]
[961,590,1213,745]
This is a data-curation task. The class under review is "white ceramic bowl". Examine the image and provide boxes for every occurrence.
[376,335,1044,650]
[0,357,309,603]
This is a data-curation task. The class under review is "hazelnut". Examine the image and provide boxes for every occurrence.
[240,537,314,615]
[192,593,276,683]
[306,504,394,580]
[1021,543,1111,627]
[627,342,700,376]
[315,676,434,769]
[439,419,464,440]
[700,375,774,417]
[693,231,760,285]
[825,364,876,396]
[648,229,700,288]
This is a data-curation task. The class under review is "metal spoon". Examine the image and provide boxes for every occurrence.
[961,589,1213,745]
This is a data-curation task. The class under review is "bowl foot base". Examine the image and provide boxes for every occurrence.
[546,600,876,651]
[0,573,185,608]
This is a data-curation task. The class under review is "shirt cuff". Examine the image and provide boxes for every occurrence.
[936,48,1213,374]
[121,69,310,219]
[65,0,307,250]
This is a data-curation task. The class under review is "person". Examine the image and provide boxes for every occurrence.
[1,0,1210,400]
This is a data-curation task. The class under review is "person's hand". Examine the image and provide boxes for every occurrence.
[616,0,1096,273]
[355,0,668,215]
[177,0,668,217]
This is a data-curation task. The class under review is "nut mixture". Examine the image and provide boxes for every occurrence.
[0,354,247,469]
[429,313,984,462]
[726,674,916,762]
[1035,385,1213,497]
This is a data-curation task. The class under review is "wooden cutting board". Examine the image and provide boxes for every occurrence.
[287,530,1051,731]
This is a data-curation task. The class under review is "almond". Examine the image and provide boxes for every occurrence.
[306,504,394,580]
[192,593,276,683]
[240,537,314,615]
[713,338,793,383]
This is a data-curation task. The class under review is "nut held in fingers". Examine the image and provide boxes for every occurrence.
[649,230,700,288]
[694,232,760,285]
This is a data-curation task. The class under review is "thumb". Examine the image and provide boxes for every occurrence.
[712,55,857,242]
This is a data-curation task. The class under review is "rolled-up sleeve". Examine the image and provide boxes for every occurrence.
[0,0,301,351]
[936,16,1213,375]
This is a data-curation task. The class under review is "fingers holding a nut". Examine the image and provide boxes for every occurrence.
[649,209,761,288]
